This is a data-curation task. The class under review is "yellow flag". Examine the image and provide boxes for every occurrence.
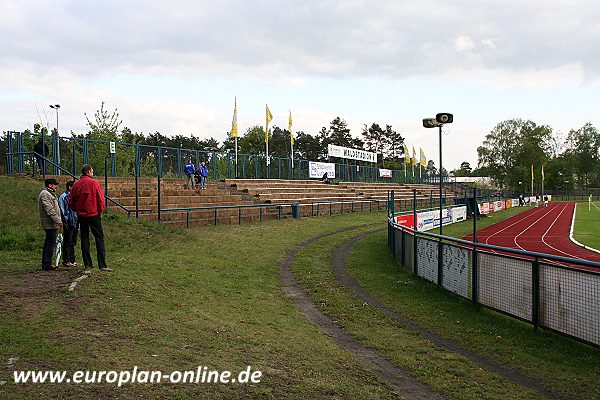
[531,164,534,181]
[266,105,273,123]
[420,148,426,167]
[289,111,294,145]
[265,105,273,143]
[404,144,410,163]
[412,146,416,166]
[230,97,238,138]
[542,165,544,181]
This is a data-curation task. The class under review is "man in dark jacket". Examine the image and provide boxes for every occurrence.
[184,159,196,190]
[33,136,50,175]
[69,164,112,272]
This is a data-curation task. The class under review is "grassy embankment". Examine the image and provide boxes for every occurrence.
[2,175,597,399]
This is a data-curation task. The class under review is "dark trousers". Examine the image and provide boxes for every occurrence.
[42,228,58,269]
[34,155,45,175]
[79,215,107,269]
[63,224,78,264]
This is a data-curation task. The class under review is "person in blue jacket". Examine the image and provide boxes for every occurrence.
[184,159,196,190]
[59,180,79,267]
[198,161,209,189]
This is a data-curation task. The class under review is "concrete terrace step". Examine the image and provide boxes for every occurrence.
[225,178,327,186]
[258,192,361,200]
[243,187,351,194]
[264,196,367,204]
[106,194,243,204]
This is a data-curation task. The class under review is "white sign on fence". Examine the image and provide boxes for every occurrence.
[327,144,377,163]
[109,142,116,154]
[309,161,335,179]
[379,168,392,178]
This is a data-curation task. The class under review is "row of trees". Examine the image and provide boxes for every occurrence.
[3,103,446,175]
[475,119,600,191]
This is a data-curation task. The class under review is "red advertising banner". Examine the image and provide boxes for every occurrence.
[395,215,415,229]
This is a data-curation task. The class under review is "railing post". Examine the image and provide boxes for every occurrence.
[72,139,77,177]
[7,131,14,174]
[413,189,418,275]
[18,132,25,173]
[83,138,89,165]
[157,175,162,223]
[532,257,540,330]
[186,210,190,228]
[104,158,109,198]
[135,145,140,219]
[177,147,182,178]
[52,134,59,175]
[472,188,478,304]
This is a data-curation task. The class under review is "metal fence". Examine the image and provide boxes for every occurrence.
[4,131,444,184]
[388,219,600,348]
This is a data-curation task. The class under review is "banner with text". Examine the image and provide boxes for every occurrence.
[328,144,377,163]
[379,169,392,178]
[309,161,336,179]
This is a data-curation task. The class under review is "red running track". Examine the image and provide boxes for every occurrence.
[463,202,600,268]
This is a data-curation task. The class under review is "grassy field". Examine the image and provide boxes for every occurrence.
[1,175,598,399]
[573,201,600,250]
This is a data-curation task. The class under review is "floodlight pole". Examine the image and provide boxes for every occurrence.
[50,104,60,175]
[439,124,443,236]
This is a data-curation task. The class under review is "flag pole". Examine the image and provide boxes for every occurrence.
[531,164,534,197]
[289,110,293,177]
[235,136,238,177]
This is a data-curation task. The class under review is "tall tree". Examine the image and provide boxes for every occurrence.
[85,101,122,141]
[294,131,322,161]
[563,123,600,187]
[477,119,552,189]
[361,123,388,166]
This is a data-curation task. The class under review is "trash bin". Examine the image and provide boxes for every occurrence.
[292,203,301,219]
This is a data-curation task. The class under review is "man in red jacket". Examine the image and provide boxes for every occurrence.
[69,164,112,272]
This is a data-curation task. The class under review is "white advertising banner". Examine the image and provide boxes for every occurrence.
[451,206,467,223]
[328,144,377,163]
[309,161,335,179]
[379,168,392,178]
[417,208,453,231]
[512,199,520,207]
[478,202,489,215]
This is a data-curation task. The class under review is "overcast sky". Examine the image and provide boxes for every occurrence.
[2,0,599,169]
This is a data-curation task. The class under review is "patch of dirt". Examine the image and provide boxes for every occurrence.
[280,224,442,400]
[0,268,84,319]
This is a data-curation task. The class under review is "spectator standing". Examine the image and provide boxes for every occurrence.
[38,178,62,271]
[184,159,196,190]
[198,161,209,190]
[33,136,50,176]
[59,180,79,267]
[69,164,112,272]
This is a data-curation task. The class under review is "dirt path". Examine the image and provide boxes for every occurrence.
[333,230,569,400]
[280,224,443,400]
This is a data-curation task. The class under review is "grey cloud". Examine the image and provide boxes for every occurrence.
[2,0,600,81]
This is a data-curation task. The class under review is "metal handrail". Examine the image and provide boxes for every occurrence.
[12,151,144,218]
[388,217,600,271]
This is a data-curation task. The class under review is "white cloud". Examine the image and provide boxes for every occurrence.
[454,35,475,52]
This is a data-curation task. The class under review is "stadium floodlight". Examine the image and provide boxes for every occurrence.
[49,104,61,175]
[422,113,453,239]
